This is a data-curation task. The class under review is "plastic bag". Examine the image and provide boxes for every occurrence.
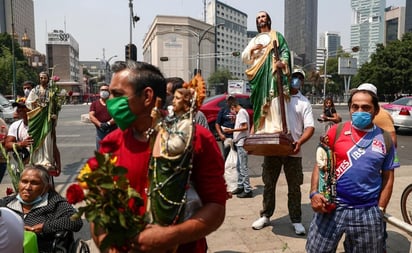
[224,140,238,192]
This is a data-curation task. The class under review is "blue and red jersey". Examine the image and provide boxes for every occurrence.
[327,122,400,208]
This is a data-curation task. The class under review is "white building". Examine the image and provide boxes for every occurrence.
[319,31,341,58]
[384,6,406,45]
[142,16,216,83]
[350,0,385,67]
[206,0,248,79]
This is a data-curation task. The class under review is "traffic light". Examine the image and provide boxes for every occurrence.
[232,51,240,57]
[125,43,137,61]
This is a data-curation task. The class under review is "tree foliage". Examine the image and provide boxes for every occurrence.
[0,33,39,97]
[354,32,412,99]
[207,68,234,94]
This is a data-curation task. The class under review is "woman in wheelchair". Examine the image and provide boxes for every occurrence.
[0,164,83,253]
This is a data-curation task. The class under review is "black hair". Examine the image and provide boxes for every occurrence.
[23,81,35,88]
[324,97,335,108]
[166,77,184,94]
[256,11,272,33]
[348,90,380,114]
[111,60,166,103]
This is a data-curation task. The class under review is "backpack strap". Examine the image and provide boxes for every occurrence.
[333,122,345,145]
[380,128,393,154]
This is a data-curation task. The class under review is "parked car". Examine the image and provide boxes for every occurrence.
[199,93,254,138]
[0,93,15,124]
[381,96,412,130]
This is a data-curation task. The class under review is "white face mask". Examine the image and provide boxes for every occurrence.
[100,91,110,99]
[24,88,31,97]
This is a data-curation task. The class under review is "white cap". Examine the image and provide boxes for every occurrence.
[292,68,306,79]
[356,83,377,95]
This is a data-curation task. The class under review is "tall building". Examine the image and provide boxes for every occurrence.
[350,0,385,66]
[46,30,84,102]
[142,16,216,83]
[384,6,406,45]
[0,0,35,49]
[284,0,318,67]
[319,32,341,57]
[206,0,248,79]
[406,0,412,33]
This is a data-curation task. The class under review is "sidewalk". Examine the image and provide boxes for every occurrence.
[206,165,412,253]
[1,166,411,253]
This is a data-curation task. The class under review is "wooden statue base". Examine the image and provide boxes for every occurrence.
[244,133,294,156]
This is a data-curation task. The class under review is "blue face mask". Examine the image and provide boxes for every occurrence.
[16,194,44,206]
[291,77,301,89]
[352,111,372,129]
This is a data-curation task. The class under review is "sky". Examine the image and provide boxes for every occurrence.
[33,0,405,62]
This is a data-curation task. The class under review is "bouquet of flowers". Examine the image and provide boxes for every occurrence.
[66,151,146,252]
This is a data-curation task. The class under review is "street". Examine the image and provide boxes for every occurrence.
[1,103,412,252]
[48,103,412,187]
[2,103,410,186]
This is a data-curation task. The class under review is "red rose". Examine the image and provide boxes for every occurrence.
[128,197,143,214]
[87,157,99,171]
[6,187,14,196]
[52,75,60,82]
[66,184,85,204]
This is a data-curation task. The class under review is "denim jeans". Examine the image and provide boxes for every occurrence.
[236,146,252,193]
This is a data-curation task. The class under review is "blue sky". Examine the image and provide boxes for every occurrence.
[33,0,405,61]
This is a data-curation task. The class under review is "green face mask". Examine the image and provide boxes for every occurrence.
[106,96,137,130]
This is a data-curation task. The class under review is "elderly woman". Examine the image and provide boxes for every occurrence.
[0,165,83,253]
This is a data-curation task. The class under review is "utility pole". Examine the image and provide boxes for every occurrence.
[125,0,139,61]
[11,0,17,100]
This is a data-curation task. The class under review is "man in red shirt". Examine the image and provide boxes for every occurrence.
[89,83,116,150]
[91,61,226,253]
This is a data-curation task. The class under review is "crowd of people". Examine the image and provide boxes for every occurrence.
[0,9,401,253]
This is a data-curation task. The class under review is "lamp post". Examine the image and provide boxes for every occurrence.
[323,48,328,100]
[10,0,17,100]
[176,23,224,76]
[96,55,117,83]
[322,46,360,101]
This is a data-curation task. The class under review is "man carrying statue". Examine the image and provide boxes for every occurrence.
[242,11,315,235]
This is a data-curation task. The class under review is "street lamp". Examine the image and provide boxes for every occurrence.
[96,55,117,83]
[323,48,328,100]
[322,46,360,100]
[175,23,224,76]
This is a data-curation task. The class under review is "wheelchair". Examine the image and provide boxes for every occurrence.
[52,230,90,253]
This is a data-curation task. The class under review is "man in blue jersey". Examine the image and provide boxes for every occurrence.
[306,84,400,253]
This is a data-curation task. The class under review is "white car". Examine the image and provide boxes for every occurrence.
[0,93,15,124]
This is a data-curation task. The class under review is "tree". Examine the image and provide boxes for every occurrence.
[207,68,234,94]
[354,32,412,100]
[0,33,38,97]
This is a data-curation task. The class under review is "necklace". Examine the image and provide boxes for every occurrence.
[350,125,375,151]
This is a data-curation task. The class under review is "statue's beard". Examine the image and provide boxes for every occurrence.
[258,22,267,28]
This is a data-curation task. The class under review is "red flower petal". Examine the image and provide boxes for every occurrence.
[66,184,85,204]
[6,187,14,196]
[87,157,99,171]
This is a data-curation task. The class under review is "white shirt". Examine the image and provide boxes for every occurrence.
[286,91,315,157]
[7,119,29,142]
[233,108,250,146]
